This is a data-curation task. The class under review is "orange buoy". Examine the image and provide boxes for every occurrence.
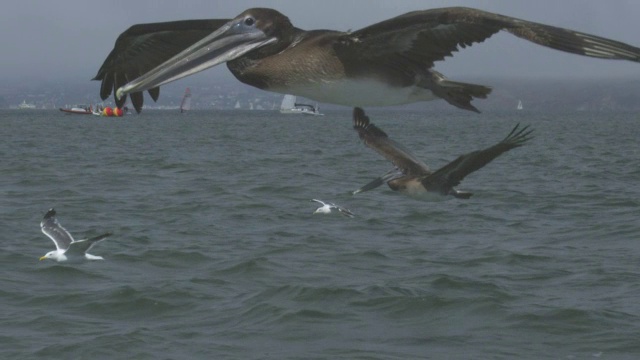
[114,107,123,117]
[103,107,113,116]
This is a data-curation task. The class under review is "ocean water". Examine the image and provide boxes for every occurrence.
[1,108,639,359]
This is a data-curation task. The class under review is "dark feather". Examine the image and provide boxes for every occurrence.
[426,124,533,188]
[339,6,639,76]
[93,19,229,113]
[352,107,431,176]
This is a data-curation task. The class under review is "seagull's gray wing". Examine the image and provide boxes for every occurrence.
[337,207,355,218]
[40,209,73,251]
[66,233,112,256]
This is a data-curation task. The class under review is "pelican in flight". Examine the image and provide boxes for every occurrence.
[352,108,532,198]
[39,208,112,262]
[93,7,640,113]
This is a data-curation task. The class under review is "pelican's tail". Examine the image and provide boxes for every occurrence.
[428,71,492,113]
[450,190,473,199]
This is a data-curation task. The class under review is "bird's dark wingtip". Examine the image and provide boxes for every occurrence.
[44,208,56,219]
[352,107,370,128]
[503,123,534,146]
[129,92,144,113]
[148,87,160,102]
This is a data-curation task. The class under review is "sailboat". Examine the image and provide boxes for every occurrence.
[180,87,192,113]
[18,100,36,109]
[517,99,523,110]
[279,95,324,116]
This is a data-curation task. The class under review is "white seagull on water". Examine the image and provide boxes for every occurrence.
[39,208,112,262]
[311,199,355,218]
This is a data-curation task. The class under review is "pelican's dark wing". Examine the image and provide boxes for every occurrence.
[426,124,533,189]
[93,19,230,112]
[353,107,431,176]
[40,209,74,251]
[336,7,640,77]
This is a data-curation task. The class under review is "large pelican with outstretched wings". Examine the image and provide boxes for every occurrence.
[94,7,640,113]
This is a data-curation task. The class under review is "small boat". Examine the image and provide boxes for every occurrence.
[180,87,192,113]
[59,105,93,115]
[18,100,36,109]
[517,100,523,110]
[279,95,323,116]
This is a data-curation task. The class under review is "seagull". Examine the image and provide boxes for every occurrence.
[352,107,533,198]
[311,199,355,218]
[94,7,640,113]
[39,208,112,262]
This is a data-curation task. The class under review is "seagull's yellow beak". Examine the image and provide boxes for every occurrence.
[39,256,47,261]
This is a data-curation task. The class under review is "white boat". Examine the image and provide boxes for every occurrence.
[59,104,93,115]
[517,99,523,110]
[279,95,324,116]
[180,87,192,113]
[18,100,36,109]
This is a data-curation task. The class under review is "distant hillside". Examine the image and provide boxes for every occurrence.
[2,77,639,112]
[478,78,640,112]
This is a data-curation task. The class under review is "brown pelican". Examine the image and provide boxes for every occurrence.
[352,108,532,198]
[94,7,640,113]
[39,208,112,262]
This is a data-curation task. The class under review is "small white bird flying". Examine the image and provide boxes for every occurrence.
[39,208,112,262]
[311,199,355,218]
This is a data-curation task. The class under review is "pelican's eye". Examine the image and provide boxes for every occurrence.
[244,17,255,26]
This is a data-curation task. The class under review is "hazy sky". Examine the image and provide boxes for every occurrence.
[2,0,639,85]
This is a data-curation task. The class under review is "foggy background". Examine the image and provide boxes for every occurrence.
[2,0,639,86]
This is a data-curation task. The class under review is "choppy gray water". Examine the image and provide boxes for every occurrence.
[1,108,640,359]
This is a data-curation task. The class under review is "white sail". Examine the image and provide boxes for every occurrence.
[279,94,324,116]
[180,87,192,113]
[517,100,523,110]
[280,95,297,112]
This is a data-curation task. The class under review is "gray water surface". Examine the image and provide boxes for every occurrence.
[1,109,639,359]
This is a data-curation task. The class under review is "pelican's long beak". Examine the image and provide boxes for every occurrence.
[116,18,277,100]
